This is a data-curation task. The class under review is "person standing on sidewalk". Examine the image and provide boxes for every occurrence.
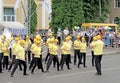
[90,35,104,75]
[73,36,81,65]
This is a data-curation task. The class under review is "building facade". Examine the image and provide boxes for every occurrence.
[0,0,49,31]
[109,0,120,25]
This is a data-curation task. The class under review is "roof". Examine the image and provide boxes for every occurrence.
[0,21,26,29]
[0,21,28,35]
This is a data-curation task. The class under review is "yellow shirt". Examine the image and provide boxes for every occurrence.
[61,42,71,54]
[3,42,9,56]
[74,40,81,50]
[91,41,95,51]
[15,45,25,61]
[30,43,37,52]
[92,40,104,55]
[0,40,4,53]
[25,39,31,50]
[33,45,41,58]
[12,42,19,55]
[80,42,87,53]
[49,44,58,55]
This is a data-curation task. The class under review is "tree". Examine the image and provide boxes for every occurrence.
[28,0,37,34]
[50,0,84,33]
[83,0,110,22]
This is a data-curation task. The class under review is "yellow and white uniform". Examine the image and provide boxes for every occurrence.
[74,40,81,50]
[80,42,87,53]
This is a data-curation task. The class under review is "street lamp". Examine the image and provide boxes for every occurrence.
[99,0,102,17]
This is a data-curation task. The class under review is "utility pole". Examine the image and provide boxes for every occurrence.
[28,0,31,36]
[99,0,102,17]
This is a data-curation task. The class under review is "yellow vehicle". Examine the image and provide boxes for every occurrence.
[81,23,119,33]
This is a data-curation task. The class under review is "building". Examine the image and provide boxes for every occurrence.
[109,0,120,25]
[0,0,50,32]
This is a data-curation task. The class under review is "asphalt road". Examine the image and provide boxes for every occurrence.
[0,53,120,83]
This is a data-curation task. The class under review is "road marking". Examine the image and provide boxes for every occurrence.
[46,66,120,78]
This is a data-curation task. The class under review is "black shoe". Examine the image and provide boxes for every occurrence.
[74,63,76,65]
[95,72,102,75]
[46,70,49,72]
[84,66,87,68]
[68,68,71,70]
[0,71,3,73]
[77,66,80,68]
[10,75,13,77]
[24,74,29,76]
[31,72,34,74]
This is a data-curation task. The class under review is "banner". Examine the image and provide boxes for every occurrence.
[14,0,22,10]
[42,0,52,14]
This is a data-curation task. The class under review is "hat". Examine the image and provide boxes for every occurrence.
[15,38,19,41]
[36,35,41,40]
[65,37,70,41]
[96,35,101,40]
[82,37,85,40]
[54,39,58,42]
[20,40,25,44]
[26,36,29,39]
[76,36,80,39]
[34,38,38,43]
[48,33,53,36]
[93,36,97,41]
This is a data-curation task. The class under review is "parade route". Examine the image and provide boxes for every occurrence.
[0,53,120,83]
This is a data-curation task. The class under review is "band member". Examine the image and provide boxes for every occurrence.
[61,37,72,70]
[10,40,29,77]
[31,40,44,74]
[45,33,55,63]
[90,35,104,75]
[78,37,87,68]
[0,35,6,73]
[25,36,32,63]
[74,36,81,65]
[8,38,22,71]
[46,39,59,72]
[2,41,9,70]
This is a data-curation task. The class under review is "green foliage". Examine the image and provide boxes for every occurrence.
[50,0,84,33]
[28,0,37,34]
[50,0,110,33]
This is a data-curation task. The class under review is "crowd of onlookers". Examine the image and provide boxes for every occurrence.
[34,27,120,48]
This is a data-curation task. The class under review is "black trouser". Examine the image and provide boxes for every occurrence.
[11,59,27,76]
[95,55,102,74]
[57,37,61,45]
[46,54,59,71]
[61,54,70,69]
[91,51,95,66]
[45,49,50,62]
[31,57,44,73]
[74,49,80,65]
[29,53,35,70]
[9,48,12,59]
[0,53,3,72]
[59,54,63,66]
[3,56,9,70]
[81,53,86,67]
[8,55,22,71]
[68,54,72,63]
[25,50,31,62]
[77,52,82,67]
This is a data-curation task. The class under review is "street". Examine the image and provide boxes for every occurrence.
[0,53,120,83]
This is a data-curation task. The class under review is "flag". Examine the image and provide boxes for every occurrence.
[34,0,39,6]
[42,0,52,14]
[14,0,22,10]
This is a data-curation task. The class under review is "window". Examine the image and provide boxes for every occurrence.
[114,17,120,25]
[3,8,15,22]
[114,0,120,8]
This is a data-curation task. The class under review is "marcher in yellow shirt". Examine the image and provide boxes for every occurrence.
[8,38,22,71]
[74,36,81,65]
[31,40,45,74]
[61,37,72,70]
[46,39,59,72]
[3,41,9,70]
[0,35,6,73]
[10,40,29,77]
[25,36,32,63]
[78,37,87,68]
[45,33,55,63]
[90,35,104,75]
